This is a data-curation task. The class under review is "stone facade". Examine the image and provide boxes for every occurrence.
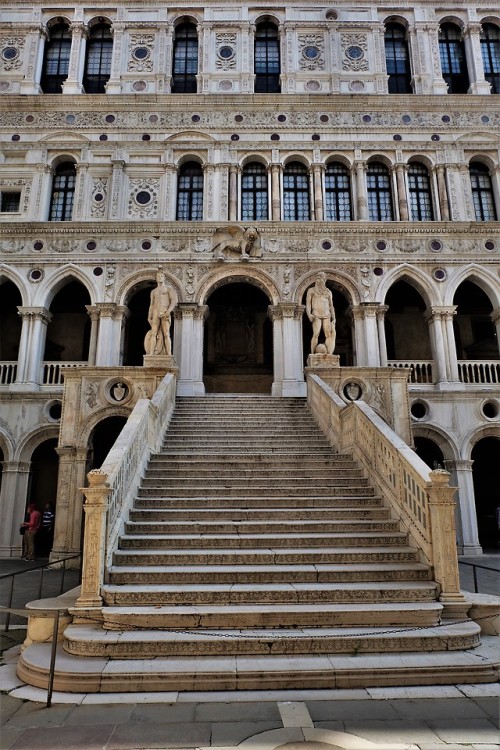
[0,1,499,561]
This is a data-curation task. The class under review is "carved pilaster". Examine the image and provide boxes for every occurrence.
[75,470,112,609]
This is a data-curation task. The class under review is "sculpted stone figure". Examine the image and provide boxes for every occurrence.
[212,225,262,261]
[306,272,336,355]
[144,272,177,356]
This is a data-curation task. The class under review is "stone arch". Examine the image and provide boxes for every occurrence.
[282,154,312,169]
[466,153,499,170]
[412,424,459,461]
[0,266,28,304]
[40,132,90,144]
[197,267,280,306]
[0,427,15,463]
[47,152,80,168]
[407,154,436,170]
[117,269,183,306]
[15,425,60,463]
[324,154,353,169]
[87,15,113,28]
[366,153,395,169]
[78,405,131,446]
[460,423,500,459]
[375,265,438,307]
[44,15,72,29]
[445,265,500,308]
[438,15,467,30]
[382,14,410,28]
[34,266,97,308]
[171,14,200,27]
[240,153,270,168]
[253,13,282,26]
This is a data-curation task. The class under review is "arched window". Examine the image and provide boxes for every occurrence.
[49,162,76,221]
[367,162,394,221]
[172,22,198,93]
[83,22,113,93]
[480,23,500,94]
[469,163,497,221]
[241,163,268,221]
[254,22,281,93]
[325,163,352,221]
[438,23,470,93]
[384,23,412,93]
[176,162,203,220]
[283,162,310,221]
[40,22,71,93]
[408,163,434,221]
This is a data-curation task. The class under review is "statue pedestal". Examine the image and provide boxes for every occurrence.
[306,354,340,368]
[143,354,177,370]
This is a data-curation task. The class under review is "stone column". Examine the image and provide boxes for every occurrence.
[376,305,389,366]
[204,163,215,221]
[72,162,88,220]
[270,164,281,221]
[434,165,450,221]
[20,24,45,94]
[106,22,125,93]
[164,164,177,220]
[312,164,324,222]
[425,307,448,385]
[444,459,483,556]
[163,23,174,91]
[489,165,500,214]
[459,163,477,221]
[62,22,86,94]
[75,470,112,609]
[94,304,129,366]
[13,307,52,391]
[443,306,460,383]
[427,23,449,95]
[463,23,491,95]
[394,164,409,221]
[31,163,53,221]
[51,446,89,562]
[347,305,366,366]
[361,303,381,367]
[174,304,208,395]
[85,305,100,366]
[354,161,368,220]
[490,308,500,356]
[268,304,306,397]
[410,24,432,94]
[0,461,30,557]
[427,469,468,617]
[229,165,239,221]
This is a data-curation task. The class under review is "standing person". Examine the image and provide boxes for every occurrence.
[42,502,55,555]
[21,503,41,561]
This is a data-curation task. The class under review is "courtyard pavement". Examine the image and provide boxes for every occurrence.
[0,555,498,750]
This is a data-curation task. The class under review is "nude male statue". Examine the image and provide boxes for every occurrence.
[145,272,176,356]
[306,272,336,355]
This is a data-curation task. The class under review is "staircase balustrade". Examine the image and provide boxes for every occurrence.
[75,372,177,608]
[387,360,434,383]
[42,361,87,385]
[457,360,500,384]
[307,373,466,615]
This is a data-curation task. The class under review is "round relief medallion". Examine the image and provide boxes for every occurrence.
[2,46,19,61]
[303,46,320,60]
[218,46,234,59]
[0,81,10,92]
[132,46,149,60]
[346,45,364,60]
[136,190,152,205]
[218,80,233,91]
[105,379,131,405]
[28,268,44,283]
[349,80,365,92]
[305,80,321,91]
[133,80,147,92]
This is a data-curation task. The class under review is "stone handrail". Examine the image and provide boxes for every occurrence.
[458,360,500,384]
[307,373,466,615]
[387,360,434,384]
[42,361,87,385]
[75,372,177,608]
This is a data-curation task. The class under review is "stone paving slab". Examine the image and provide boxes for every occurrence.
[8,725,116,749]
[210,721,283,745]
[106,721,212,749]
[307,699,401,721]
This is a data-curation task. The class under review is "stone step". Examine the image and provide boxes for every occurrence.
[144,469,365,480]
[106,561,431,585]
[135,500,383,510]
[128,507,391,522]
[118,531,406,549]
[19,622,492,693]
[102,581,437,607]
[110,546,419,571]
[140,477,370,489]
[148,457,358,468]
[136,486,376,498]
[124,519,399,535]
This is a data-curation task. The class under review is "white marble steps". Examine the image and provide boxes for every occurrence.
[134,495,384,508]
[101,580,437,606]
[123,519,399,535]
[64,619,481,660]
[128,506,391,521]
[137,486,377,498]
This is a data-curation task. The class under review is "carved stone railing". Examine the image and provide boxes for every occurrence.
[307,373,467,616]
[0,361,17,385]
[75,372,177,608]
[458,360,500,384]
[387,360,434,384]
[42,361,87,386]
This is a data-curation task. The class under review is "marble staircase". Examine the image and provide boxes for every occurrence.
[49,394,491,691]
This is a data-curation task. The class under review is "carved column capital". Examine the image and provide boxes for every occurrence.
[17,306,52,325]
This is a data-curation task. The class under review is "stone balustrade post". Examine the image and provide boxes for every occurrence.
[75,470,112,609]
[427,469,468,616]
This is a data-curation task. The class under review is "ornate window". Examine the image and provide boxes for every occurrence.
[367,162,394,221]
[438,23,470,94]
[254,22,281,93]
[40,22,72,93]
[176,162,203,220]
[325,163,352,221]
[408,163,434,221]
[83,22,113,93]
[1,192,21,212]
[241,163,268,221]
[385,23,412,93]
[172,22,198,93]
[480,23,500,94]
[470,163,497,221]
[49,162,76,221]
[283,162,310,221]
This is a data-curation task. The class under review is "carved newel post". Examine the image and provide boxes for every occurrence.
[427,469,468,618]
[305,273,340,369]
[143,270,178,369]
[75,470,112,609]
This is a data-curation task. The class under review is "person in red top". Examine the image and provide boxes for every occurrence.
[22,503,41,560]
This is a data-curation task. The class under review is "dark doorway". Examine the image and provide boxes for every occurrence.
[204,283,273,393]
[453,281,497,359]
[87,416,127,470]
[0,281,22,368]
[27,438,59,556]
[45,280,91,361]
[414,436,445,470]
[301,282,353,365]
[471,437,500,550]
[384,281,430,360]
[123,284,156,365]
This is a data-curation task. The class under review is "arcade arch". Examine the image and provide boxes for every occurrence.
[384,280,431,361]
[44,279,91,362]
[453,280,498,360]
[471,436,500,549]
[0,280,22,369]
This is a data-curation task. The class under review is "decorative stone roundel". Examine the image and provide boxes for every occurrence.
[303,46,320,60]
[305,80,321,91]
[105,379,131,405]
[136,191,152,205]
[343,381,362,401]
[0,81,10,92]
[218,46,234,59]
[28,268,44,283]
[218,80,233,91]
[133,81,147,91]
[2,46,19,61]
[132,47,149,60]
[346,45,364,60]
[432,268,447,281]
[349,80,365,92]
